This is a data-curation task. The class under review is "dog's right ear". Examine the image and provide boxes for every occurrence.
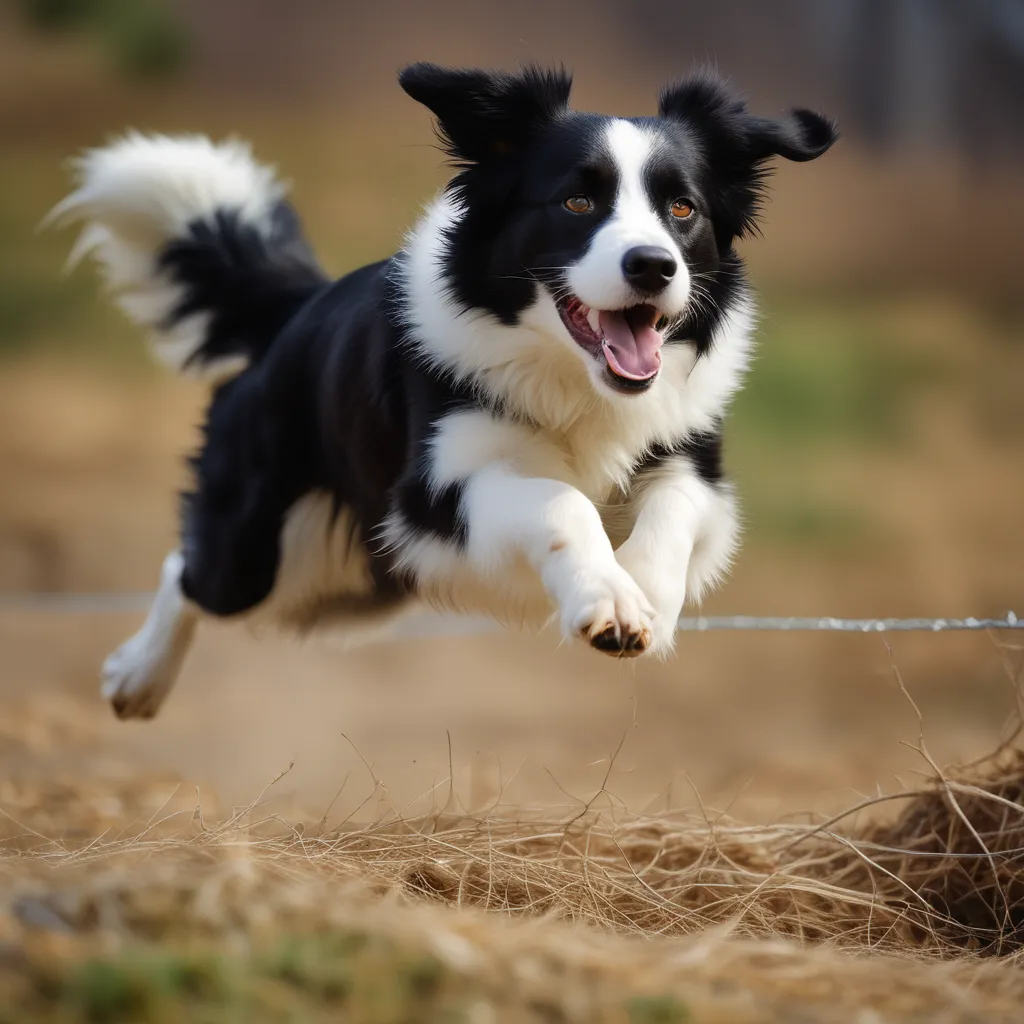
[399,62,572,165]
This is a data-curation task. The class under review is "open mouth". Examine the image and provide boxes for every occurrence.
[556,297,667,393]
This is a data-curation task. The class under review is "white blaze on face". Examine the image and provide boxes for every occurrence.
[566,119,690,316]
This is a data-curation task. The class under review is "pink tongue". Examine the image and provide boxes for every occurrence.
[598,311,663,381]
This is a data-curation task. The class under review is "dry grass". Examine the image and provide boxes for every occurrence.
[2,726,1024,1022]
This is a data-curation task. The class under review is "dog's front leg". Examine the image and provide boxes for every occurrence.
[463,466,656,656]
[614,459,738,656]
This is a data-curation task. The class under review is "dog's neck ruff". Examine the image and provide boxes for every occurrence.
[398,195,593,430]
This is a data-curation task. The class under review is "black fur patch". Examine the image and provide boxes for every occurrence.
[633,429,725,486]
[159,201,327,371]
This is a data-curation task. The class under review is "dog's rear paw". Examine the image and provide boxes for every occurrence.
[562,566,655,659]
[101,635,177,720]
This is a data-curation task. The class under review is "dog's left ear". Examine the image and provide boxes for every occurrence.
[658,72,837,237]
[741,109,839,163]
[399,62,572,165]
[659,72,838,164]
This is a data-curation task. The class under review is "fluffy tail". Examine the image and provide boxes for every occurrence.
[47,133,327,381]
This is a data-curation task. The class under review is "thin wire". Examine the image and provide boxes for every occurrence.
[0,592,155,613]
[0,593,1019,632]
[676,614,1022,632]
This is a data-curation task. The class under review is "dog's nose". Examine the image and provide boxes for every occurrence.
[621,246,677,294]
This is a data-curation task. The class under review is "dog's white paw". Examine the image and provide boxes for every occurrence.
[640,608,679,658]
[101,631,180,720]
[613,551,683,659]
[560,563,656,658]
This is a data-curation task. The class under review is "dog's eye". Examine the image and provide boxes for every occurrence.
[670,199,694,219]
[563,195,593,214]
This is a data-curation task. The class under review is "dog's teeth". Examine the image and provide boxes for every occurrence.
[586,307,600,334]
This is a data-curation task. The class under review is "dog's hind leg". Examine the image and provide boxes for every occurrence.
[101,550,199,720]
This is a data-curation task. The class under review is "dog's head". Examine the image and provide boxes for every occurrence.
[400,63,837,399]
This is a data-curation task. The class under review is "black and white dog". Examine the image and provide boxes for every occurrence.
[51,64,836,719]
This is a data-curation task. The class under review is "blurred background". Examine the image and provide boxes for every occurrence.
[1,0,1022,826]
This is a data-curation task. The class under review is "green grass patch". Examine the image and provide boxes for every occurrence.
[745,499,878,555]
[722,296,954,555]
[0,929,708,1024]
[732,299,945,450]
[8,931,456,1024]
[17,0,191,80]
[60,952,234,1023]
[627,995,692,1023]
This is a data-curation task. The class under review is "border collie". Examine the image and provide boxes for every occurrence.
[50,63,836,719]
